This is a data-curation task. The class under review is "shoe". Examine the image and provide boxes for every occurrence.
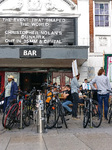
[66,118,69,121]
[67,112,72,115]
[72,117,80,120]
[105,118,108,121]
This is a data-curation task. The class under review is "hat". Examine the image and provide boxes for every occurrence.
[8,75,14,79]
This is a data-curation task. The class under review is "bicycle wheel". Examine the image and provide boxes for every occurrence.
[92,100,102,128]
[46,102,59,129]
[107,104,112,123]
[23,105,30,126]
[59,103,68,128]
[2,103,16,128]
[83,104,90,128]
[7,103,19,129]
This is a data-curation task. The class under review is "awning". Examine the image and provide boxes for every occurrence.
[0,45,88,68]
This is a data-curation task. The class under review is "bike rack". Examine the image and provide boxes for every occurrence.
[36,94,46,133]
[19,99,24,129]
[90,98,93,128]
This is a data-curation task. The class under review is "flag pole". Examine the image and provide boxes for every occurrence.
[103,50,105,118]
[103,50,105,69]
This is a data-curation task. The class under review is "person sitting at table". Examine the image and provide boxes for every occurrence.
[62,85,73,115]
[78,85,85,104]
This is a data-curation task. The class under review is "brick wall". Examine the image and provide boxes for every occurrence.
[89,0,94,52]
[72,0,77,5]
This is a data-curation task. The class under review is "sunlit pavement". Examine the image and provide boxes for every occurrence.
[0,112,112,150]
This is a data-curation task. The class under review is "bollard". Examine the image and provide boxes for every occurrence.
[36,94,45,133]
[19,99,23,129]
[90,98,93,128]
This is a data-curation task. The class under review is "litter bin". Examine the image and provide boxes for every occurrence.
[36,94,45,133]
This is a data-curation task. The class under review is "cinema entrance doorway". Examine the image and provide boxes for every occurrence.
[20,72,47,92]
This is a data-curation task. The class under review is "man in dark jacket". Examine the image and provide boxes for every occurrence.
[3,75,18,112]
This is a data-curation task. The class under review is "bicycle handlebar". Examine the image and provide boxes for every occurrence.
[81,89,101,93]
[14,90,27,96]
[41,82,60,89]
[107,89,112,93]
[14,88,36,96]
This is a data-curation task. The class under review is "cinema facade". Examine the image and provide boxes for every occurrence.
[0,0,88,92]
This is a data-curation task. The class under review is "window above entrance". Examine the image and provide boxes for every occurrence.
[95,2,109,27]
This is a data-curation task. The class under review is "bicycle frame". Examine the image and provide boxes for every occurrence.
[83,90,102,128]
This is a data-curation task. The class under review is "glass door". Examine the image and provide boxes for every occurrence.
[52,72,73,87]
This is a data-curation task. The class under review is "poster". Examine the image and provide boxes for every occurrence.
[72,60,78,77]
[107,57,112,82]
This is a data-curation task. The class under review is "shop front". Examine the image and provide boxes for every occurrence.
[0,2,88,92]
[0,44,88,92]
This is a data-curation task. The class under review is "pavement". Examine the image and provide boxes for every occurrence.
[1,111,112,150]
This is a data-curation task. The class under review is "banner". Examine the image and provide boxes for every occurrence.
[72,60,78,77]
[107,56,112,82]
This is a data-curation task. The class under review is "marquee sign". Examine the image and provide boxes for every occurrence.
[0,17,75,45]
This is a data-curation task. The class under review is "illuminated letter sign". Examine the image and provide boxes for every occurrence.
[20,47,41,58]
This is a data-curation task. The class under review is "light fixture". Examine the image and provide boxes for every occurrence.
[8,42,14,45]
[68,42,73,45]
[49,42,53,46]
[28,42,33,45]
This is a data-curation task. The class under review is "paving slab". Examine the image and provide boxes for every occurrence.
[43,133,91,150]
[7,135,46,150]
[76,133,112,150]
[1,113,112,150]
[0,136,10,150]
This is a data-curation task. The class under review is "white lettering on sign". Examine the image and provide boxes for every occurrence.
[0,17,74,45]
[23,50,37,56]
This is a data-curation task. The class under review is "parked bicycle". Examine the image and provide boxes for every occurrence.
[46,91,67,129]
[83,90,102,128]
[42,83,67,129]
[2,88,36,129]
[107,90,112,124]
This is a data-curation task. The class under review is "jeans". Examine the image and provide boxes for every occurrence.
[62,100,72,112]
[72,92,79,117]
[97,93,109,119]
[3,96,10,112]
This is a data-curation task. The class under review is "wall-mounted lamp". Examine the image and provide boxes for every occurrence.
[25,77,29,82]
[68,42,73,45]
[8,42,14,45]
[28,42,33,45]
[49,42,53,46]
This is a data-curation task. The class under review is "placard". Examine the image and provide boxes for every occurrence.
[72,60,78,77]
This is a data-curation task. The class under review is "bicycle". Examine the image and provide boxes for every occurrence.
[2,88,36,129]
[2,98,17,128]
[45,87,67,129]
[41,82,68,129]
[107,90,112,123]
[83,90,102,128]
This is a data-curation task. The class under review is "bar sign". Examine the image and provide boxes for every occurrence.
[20,48,41,58]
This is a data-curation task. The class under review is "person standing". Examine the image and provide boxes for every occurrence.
[3,75,18,112]
[82,79,88,90]
[90,68,111,120]
[71,73,80,119]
